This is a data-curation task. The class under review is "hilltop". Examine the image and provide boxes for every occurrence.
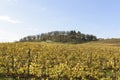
[19,30,97,44]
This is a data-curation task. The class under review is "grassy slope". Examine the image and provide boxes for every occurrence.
[83,38,120,47]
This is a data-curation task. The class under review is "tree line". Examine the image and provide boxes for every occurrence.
[19,30,97,43]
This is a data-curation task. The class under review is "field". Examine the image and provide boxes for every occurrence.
[0,42,120,80]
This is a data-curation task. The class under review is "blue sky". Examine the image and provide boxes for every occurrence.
[0,0,120,42]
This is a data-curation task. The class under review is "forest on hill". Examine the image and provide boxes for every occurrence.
[20,30,97,43]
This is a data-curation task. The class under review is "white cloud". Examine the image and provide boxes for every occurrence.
[0,16,22,23]
[0,0,17,3]
[7,0,17,2]
[0,28,19,42]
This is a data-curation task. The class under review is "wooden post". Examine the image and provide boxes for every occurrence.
[11,54,15,73]
[113,57,117,80]
[27,49,31,79]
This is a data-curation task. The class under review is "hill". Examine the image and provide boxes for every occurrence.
[19,30,97,44]
[92,38,120,46]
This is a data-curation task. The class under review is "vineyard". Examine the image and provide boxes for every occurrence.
[0,42,120,80]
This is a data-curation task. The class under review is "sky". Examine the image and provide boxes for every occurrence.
[0,0,120,42]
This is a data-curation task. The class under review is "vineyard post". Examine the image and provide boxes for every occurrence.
[99,57,104,73]
[27,49,31,79]
[112,57,117,80]
[88,52,92,73]
[11,54,15,73]
[6,55,10,74]
[36,52,39,64]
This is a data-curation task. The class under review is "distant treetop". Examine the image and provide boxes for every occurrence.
[20,30,97,43]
